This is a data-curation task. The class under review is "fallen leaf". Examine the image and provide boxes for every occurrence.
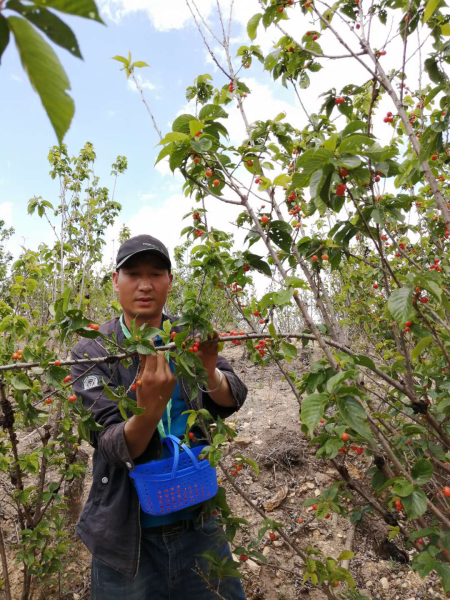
[264,484,288,512]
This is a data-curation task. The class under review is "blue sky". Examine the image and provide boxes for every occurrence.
[0,0,427,266]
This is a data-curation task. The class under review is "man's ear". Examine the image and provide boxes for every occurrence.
[168,273,173,293]
[112,271,119,293]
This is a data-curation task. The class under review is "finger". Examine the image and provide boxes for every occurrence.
[142,350,158,375]
[155,351,169,375]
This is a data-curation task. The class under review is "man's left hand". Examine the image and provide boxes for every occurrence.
[195,331,220,376]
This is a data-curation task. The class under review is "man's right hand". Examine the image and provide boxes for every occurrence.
[124,349,176,460]
[136,351,176,420]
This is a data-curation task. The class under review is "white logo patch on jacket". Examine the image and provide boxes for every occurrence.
[82,375,101,390]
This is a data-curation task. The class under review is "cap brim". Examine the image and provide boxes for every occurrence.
[116,249,171,270]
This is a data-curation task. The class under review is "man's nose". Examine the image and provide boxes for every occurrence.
[138,277,153,290]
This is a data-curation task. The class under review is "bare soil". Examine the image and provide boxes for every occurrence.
[1,345,443,599]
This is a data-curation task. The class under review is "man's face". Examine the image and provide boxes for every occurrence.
[112,253,173,322]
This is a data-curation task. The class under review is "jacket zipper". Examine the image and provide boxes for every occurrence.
[132,374,192,577]
[134,496,141,578]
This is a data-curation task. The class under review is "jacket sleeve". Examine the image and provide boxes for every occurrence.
[70,346,139,471]
[200,354,248,420]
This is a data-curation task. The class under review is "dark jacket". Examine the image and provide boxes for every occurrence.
[70,315,247,578]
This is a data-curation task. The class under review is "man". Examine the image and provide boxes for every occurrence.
[71,234,248,600]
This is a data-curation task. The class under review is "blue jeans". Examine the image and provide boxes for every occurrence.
[90,518,247,600]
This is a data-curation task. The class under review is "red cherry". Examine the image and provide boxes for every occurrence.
[131,384,137,391]
[194,156,200,164]
[380,50,386,55]
[213,179,220,187]
[431,155,438,161]
[279,6,284,12]
[312,504,318,510]
[68,395,77,403]
[341,432,349,441]
[259,319,264,324]
[269,532,276,541]
[45,398,52,405]
[240,554,248,562]
[261,215,269,224]
[92,324,99,331]
[321,254,329,261]
[420,297,429,304]
[336,183,346,196]
[312,255,318,262]
[63,375,72,383]
[443,487,450,497]
[247,160,254,167]
[205,169,213,177]
[253,311,260,316]
[312,33,318,40]
[373,283,379,289]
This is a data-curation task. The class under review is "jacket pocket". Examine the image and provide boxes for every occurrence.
[92,464,110,506]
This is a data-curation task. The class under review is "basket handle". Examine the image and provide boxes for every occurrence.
[165,434,202,478]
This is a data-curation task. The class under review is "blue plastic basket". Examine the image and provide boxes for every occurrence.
[129,434,218,516]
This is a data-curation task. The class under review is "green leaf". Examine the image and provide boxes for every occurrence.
[11,374,32,390]
[198,104,228,120]
[338,135,372,154]
[32,0,103,23]
[7,0,82,58]
[392,478,414,497]
[273,174,291,187]
[316,502,330,519]
[337,396,374,442]
[172,113,196,135]
[112,54,128,66]
[0,14,10,61]
[160,131,189,144]
[8,16,74,144]
[301,393,328,436]
[402,487,428,519]
[191,137,212,152]
[436,563,450,592]
[388,286,413,328]
[412,551,436,578]
[132,61,149,68]
[423,0,441,22]
[326,371,348,393]
[155,142,174,165]
[337,550,354,561]
[247,13,262,40]
[411,459,433,485]
[189,120,204,137]
[411,337,434,362]
[353,355,376,371]
[281,341,297,359]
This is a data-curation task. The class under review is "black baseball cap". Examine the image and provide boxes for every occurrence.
[116,234,171,272]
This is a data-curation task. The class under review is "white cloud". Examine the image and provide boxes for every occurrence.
[10,74,22,83]
[99,0,215,30]
[127,72,156,93]
[139,191,156,201]
[0,203,13,227]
